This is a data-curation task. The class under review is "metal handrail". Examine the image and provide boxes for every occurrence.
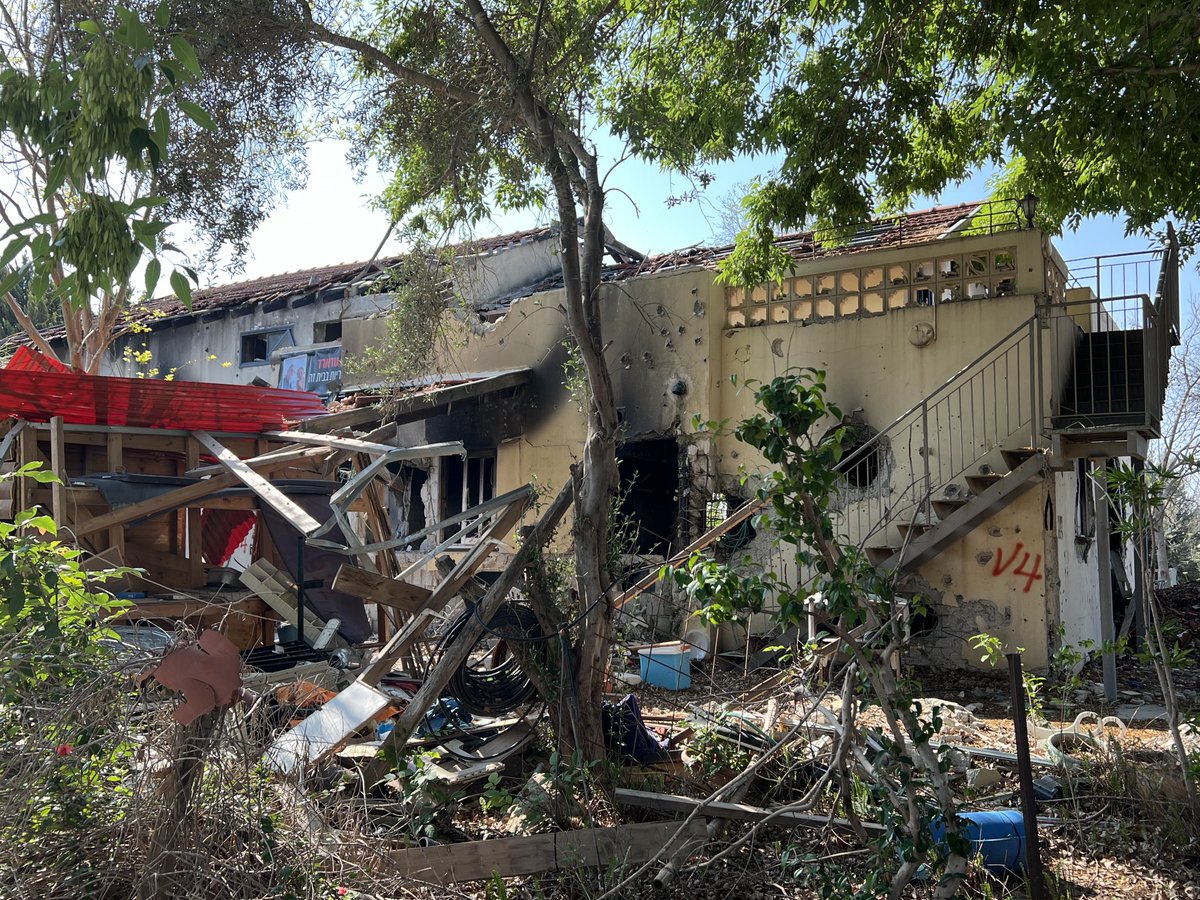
[864,313,1041,442]
[835,312,1043,549]
[833,231,1178,556]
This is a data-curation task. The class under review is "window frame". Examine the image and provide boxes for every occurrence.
[239,326,295,368]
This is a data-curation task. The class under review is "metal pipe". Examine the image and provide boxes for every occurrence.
[1006,652,1048,900]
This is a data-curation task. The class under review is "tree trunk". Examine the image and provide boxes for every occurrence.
[541,157,619,762]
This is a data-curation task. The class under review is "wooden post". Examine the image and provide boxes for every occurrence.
[16,426,37,515]
[1007,652,1048,900]
[49,416,66,526]
[185,436,205,588]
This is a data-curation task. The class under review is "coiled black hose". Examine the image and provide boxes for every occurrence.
[438,602,544,717]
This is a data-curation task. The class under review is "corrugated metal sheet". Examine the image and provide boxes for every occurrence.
[0,365,327,432]
[6,346,72,373]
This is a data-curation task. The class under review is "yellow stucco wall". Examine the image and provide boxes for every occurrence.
[378,227,1069,667]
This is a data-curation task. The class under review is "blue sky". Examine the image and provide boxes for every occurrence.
[233,139,1197,308]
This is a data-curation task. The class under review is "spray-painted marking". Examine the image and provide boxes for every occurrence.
[991,542,1044,593]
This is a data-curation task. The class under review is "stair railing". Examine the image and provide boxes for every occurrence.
[834,313,1043,551]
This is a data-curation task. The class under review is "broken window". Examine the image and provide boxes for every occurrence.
[829,418,882,489]
[388,463,428,540]
[240,327,293,367]
[314,320,343,343]
[440,451,497,542]
[704,494,729,529]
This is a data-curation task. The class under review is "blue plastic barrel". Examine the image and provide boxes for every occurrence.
[931,810,1026,873]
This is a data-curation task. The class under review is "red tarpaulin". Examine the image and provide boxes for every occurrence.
[0,353,327,433]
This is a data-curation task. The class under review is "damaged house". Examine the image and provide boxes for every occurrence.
[3,200,1179,679]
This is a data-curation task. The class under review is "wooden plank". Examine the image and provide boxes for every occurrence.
[105,432,125,559]
[249,560,351,651]
[293,404,384,434]
[185,444,330,478]
[239,562,346,650]
[0,419,26,463]
[264,680,391,774]
[74,473,239,538]
[613,498,766,610]
[614,789,886,836]
[191,430,323,536]
[387,820,706,884]
[262,430,400,456]
[182,444,326,480]
[333,564,431,612]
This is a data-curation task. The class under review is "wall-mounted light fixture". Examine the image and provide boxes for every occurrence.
[1018,192,1039,229]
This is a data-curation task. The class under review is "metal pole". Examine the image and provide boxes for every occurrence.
[296,536,305,644]
[919,401,931,517]
[1007,652,1048,900]
[1032,319,1041,448]
[1093,462,1119,701]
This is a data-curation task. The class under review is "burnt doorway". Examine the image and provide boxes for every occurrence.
[617,438,679,556]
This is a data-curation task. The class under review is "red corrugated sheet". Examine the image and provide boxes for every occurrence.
[0,365,327,432]
[6,346,73,373]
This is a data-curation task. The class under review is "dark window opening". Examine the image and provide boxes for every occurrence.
[315,320,342,343]
[909,607,938,637]
[617,438,679,556]
[1075,459,1096,539]
[240,327,293,367]
[440,451,497,542]
[241,333,267,363]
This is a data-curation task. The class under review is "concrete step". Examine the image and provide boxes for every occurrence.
[965,472,1005,495]
[1001,447,1040,472]
[932,497,968,521]
[865,546,897,566]
[897,523,932,543]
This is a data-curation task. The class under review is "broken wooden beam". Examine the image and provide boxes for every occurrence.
[387,820,706,884]
[332,564,432,612]
[240,560,349,650]
[614,788,886,836]
[74,473,239,538]
[185,444,331,478]
[265,486,539,773]
[375,480,570,751]
[614,498,765,610]
[191,430,323,536]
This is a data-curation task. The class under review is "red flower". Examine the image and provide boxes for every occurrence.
[337,889,348,897]
[55,744,71,756]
